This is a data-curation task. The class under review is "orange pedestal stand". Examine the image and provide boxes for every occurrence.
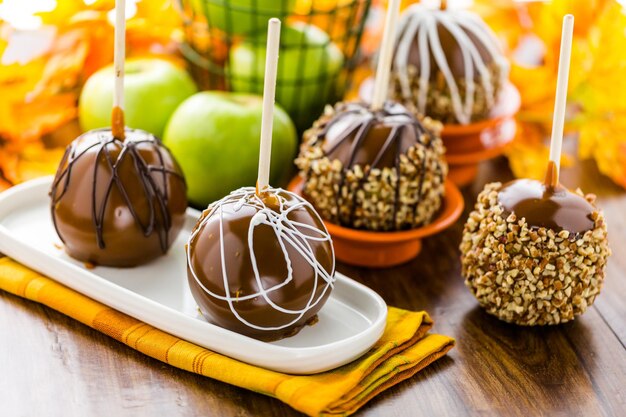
[288,178,464,268]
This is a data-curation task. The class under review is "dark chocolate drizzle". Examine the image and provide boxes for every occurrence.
[50,128,186,253]
[305,101,440,229]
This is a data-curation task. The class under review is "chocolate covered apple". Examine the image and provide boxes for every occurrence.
[186,19,336,340]
[50,128,187,267]
[390,2,509,124]
[187,186,335,341]
[50,0,187,267]
[296,1,447,232]
[296,101,447,231]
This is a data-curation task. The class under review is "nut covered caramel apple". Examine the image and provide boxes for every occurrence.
[460,178,610,325]
[187,187,335,341]
[296,100,447,231]
[50,128,187,267]
[460,15,611,325]
[389,3,509,124]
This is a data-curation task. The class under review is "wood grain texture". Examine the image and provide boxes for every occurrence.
[1,158,625,417]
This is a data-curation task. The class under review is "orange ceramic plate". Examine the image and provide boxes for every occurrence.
[442,84,520,187]
[445,117,517,165]
[288,177,464,268]
[442,83,520,156]
[444,115,517,186]
[442,83,520,136]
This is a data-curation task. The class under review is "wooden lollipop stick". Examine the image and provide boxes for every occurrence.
[545,14,574,188]
[256,18,281,195]
[371,0,401,111]
[112,0,126,140]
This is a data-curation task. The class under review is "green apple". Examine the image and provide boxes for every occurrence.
[79,58,197,138]
[162,91,297,206]
[190,0,296,36]
[229,22,344,128]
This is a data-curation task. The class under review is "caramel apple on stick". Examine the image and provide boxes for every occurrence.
[50,0,187,267]
[461,15,611,326]
[186,19,336,341]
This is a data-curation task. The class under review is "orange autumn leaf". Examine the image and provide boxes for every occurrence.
[1,0,186,186]
[0,119,80,187]
[128,0,182,47]
[474,0,542,53]
[476,0,626,189]
[14,144,66,184]
[0,26,83,144]
[63,11,115,78]
[570,1,626,112]
[31,29,90,97]
[0,146,19,186]
[504,122,550,181]
[0,142,65,185]
[0,27,50,103]
[505,121,573,182]
[577,113,626,188]
[0,32,56,144]
[533,0,614,45]
[572,1,626,188]
[11,94,78,144]
[509,62,556,124]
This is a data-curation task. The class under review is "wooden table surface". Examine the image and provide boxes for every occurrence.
[1,158,625,417]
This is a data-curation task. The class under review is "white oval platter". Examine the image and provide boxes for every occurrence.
[0,177,387,375]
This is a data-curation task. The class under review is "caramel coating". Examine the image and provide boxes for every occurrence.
[461,182,610,325]
[499,179,595,235]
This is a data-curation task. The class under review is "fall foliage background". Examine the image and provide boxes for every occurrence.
[1,0,625,190]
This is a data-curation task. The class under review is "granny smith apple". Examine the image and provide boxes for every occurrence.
[162,91,297,206]
[190,0,296,36]
[79,58,197,138]
[229,22,344,128]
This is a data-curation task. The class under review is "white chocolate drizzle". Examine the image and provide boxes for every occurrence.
[187,187,336,332]
[393,4,509,124]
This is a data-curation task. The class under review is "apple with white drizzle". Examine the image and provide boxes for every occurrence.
[186,19,336,341]
[186,187,335,341]
[389,2,509,125]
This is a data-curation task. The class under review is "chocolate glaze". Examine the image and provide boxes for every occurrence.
[307,101,440,227]
[498,179,595,235]
[187,188,335,341]
[321,101,422,168]
[398,20,493,80]
[50,128,187,267]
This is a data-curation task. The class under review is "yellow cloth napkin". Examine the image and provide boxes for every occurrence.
[0,257,454,416]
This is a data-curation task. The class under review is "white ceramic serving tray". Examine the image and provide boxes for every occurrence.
[0,177,387,374]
